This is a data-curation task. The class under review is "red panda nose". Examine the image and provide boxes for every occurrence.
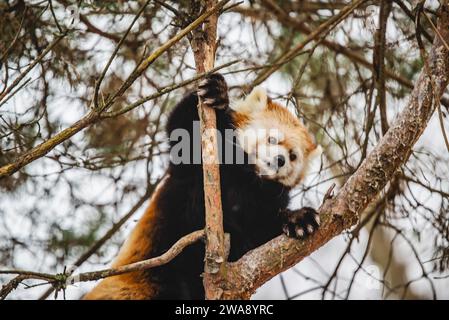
[275,155,286,168]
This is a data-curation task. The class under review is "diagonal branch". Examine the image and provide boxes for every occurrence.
[37,184,157,300]
[0,32,67,104]
[0,0,230,179]
[233,4,449,109]
[251,0,367,88]
[0,230,205,299]
[219,1,449,299]
[69,230,205,283]
[93,0,151,109]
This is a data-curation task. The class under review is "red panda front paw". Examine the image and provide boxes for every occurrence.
[197,73,229,110]
[282,207,320,240]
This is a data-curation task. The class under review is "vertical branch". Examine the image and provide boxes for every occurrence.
[189,0,228,299]
[374,0,392,135]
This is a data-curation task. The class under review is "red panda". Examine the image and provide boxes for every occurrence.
[84,74,321,300]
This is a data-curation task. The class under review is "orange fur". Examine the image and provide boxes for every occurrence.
[231,112,249,128]
[233,93,317,157]
[234,97,317,157]
[83,179,168,300]
[265,100,317,155]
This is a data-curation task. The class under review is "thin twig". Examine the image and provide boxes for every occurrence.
[68,230,205,283]
[0,32,66,103]
[0,5,27,65]
[0,230,205,299]
[1,275,29,300]
[251,0,367,89]
[49,0,62,33]
[94,0,151,109]
[0,0,230,179]
[102,59,239,118]
[100,0,230,113]
[37,186,156,300]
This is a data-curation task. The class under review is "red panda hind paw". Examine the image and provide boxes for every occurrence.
[282,207,320,240]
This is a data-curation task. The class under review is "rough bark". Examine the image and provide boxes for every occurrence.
[189,0,228,300]
[218,2,449,299]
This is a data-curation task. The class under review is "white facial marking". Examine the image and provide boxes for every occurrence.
[237,122,306,187]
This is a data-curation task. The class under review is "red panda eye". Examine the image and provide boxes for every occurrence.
[268,136,277,144]
[289,153,297,161]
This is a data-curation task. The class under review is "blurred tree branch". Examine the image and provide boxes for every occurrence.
[37,180,159,300]
[217,1,449,299]
[234,2,449,109]
[0,32,67,104]
[1,229,205,299]
[250,0,367,89]
[0,0,229,179]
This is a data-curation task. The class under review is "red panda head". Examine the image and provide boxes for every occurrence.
[231,87,321,187]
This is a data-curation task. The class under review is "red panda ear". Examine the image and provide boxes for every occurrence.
[308,144,322,160]
[231,87,268,114]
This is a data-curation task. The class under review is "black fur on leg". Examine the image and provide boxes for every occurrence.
[281,207,320,240]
